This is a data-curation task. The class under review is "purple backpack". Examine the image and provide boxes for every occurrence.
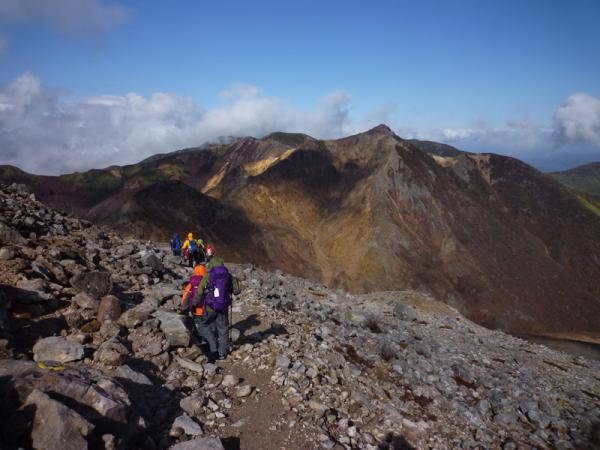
[181,275,203,312]
[205,265,231,312]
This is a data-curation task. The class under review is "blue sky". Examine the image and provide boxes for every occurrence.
[0,0,599,174]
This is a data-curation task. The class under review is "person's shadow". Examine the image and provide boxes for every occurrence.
[232,314,287,345]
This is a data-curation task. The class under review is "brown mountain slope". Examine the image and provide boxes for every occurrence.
[2,125,600,335]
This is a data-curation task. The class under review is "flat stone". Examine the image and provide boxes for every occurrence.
[33,336,84,363]
[115,365,153,386]
[176,356,204,375]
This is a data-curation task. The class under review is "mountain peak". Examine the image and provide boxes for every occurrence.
[365,124,394,136]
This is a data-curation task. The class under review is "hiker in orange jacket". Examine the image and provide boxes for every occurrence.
[180,264,207,317]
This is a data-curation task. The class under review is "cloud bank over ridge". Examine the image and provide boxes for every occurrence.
[0,72,598,175]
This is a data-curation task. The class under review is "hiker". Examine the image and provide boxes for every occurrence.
[196,238,206,264]
[193,245,233,361]
[170,233,182,257]
[182,232,200,268]
[179,263,207,319]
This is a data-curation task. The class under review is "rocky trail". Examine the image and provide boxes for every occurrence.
[1,182,600,450]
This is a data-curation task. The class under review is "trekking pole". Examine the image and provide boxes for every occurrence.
[229,295,232,352]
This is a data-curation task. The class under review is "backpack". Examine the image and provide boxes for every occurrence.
[231,275,241,295]
[181,275,203,313]
[172,238,182,251]
[205,265,231,312]
[189,239,198,254]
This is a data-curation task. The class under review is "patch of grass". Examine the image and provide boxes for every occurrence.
[379,342,397,362]
[577,194,600,218]
[363,314,382,333]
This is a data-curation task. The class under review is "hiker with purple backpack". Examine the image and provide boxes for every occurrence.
[192,244,237,361]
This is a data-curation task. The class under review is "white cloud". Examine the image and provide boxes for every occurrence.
[554,93,600,147]
[0,73,373,175]
[412,95,600,167]
[1,72,598,175]
[0,0,128,33]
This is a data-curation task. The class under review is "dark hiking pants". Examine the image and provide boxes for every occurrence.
[194,310,229,357]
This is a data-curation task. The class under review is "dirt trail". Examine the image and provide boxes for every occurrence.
[214,304,319,450]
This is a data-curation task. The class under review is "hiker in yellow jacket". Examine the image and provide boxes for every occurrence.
[182,233,200,268]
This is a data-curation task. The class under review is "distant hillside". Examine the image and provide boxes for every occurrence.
[408,139,466,157]
[551,162,600,198]
[3,125,600,336]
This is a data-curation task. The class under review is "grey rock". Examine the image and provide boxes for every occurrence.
[0,246,15,260]
[33,336,84,363]
[221,374,240,387]
[170,413,203,436]
[0,221,26,245]
[155,311,191,347]
[26,389,94,450]
[70,271,112,298]
[175,356,204,375]
[142,253,164,273]
[236,384,253,397]
[72,292,99,310]
[180,394,206,417]
[115,365,153,386]
[119,301,156,328]
[276,355,290,369]
[94,340,129,366]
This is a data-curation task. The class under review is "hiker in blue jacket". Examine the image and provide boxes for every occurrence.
[170,233,182,257]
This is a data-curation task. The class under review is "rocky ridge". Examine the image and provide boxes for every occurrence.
[1,183,600,450]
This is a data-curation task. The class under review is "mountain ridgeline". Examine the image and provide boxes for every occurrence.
[2,125,600,336]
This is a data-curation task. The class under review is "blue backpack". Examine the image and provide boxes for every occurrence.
[171,235,182,251]
[189,239,198,254]
[205,265,231,312]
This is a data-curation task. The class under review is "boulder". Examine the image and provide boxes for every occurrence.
[97,295,122,323]
[141,253,164,273]
[94,340,129,367]
[0,221,26,245]
[170,413,203,437]
[155,311,190,348]
[72,292,99,311]
[70,271,112,298]
[26,389,94,450]
[0,359,143,445]
[118,301,156,328]
[169,437,225,450]
[180,394,206,417]
[0,247,15,260]
[33,337,84,363]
